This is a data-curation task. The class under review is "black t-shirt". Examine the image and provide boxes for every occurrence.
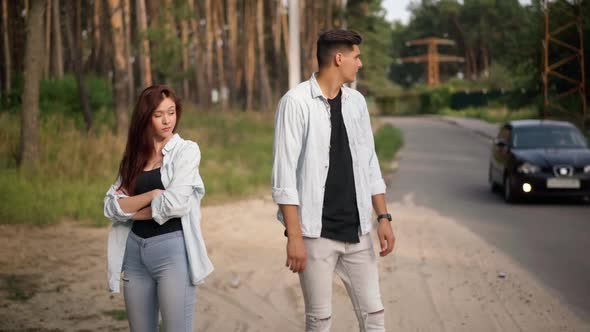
[321,89,360,243]
[131,168,183,239]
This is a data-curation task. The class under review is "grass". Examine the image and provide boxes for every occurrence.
[102,309,128,321]
[439,106,539,124]
[374,124,404,173]
[1,108,402,226]
[0,108,274,226]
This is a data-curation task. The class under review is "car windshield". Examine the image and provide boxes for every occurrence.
[512,126,588,149]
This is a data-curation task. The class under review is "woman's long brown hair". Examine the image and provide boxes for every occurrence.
[117,85,182,195]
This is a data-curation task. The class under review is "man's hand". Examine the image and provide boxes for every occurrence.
[286,236,307,273]
[377,220,395,257]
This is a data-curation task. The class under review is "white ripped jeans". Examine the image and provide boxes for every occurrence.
[299,233,385,332]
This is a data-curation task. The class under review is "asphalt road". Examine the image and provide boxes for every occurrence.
[384,116,590,322]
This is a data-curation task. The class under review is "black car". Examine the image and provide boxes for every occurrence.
[488,120,590,203]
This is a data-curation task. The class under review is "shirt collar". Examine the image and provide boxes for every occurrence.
[309,72,350,102]
[162,133,181,155]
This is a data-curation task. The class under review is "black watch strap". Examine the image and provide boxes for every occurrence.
[377,213,392,222]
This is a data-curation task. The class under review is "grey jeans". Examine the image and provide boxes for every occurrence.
[122,230,195,332]
[299,233,385,332]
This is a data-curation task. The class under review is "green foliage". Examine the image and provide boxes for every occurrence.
[388,0,589,120]
[39,75,113,116]
[0,109,276,225]
[374,124,403,172]
[1,74,113,117]
[103,309,128,321]
[376,86,452,115]
[145,27,185,83]
[346,0,396,96]
[440,106,539,124]
[376,93,422,115]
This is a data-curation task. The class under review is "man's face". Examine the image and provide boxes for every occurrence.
[339,45,363,83]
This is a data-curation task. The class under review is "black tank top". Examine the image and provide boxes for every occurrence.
[131,168,183,238]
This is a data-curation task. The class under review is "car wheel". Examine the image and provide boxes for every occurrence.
[503,174,519,203]
[489,164,500,193]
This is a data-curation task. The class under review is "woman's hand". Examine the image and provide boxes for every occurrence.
[151,189,164,200]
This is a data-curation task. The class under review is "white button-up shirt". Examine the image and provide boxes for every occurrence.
[104,134,214,293]
[271,73,386,238]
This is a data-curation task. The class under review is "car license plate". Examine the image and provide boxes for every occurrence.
[547,178,581,189]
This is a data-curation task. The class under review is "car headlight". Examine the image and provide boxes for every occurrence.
[585,165,590,173]
[517,162,540,174]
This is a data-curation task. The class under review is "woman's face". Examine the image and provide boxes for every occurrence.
[151,97,177,141]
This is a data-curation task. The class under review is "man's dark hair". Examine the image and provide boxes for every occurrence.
[316,29,362,68]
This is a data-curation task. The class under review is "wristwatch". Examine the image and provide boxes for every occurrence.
[377,213,392,222]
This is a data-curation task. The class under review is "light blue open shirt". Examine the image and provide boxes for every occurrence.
[104,134,214,293]
[271,73,386,238]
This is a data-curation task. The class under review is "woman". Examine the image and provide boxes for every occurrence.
[103,85,213,331]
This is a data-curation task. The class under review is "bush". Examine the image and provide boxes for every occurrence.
[376,86,452,115]
[1,74,113,124]
[39,74,113,116]
[374,124,403,172]
[440,106,539,123]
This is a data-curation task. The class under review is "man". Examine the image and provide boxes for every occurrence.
[271,29,395,332]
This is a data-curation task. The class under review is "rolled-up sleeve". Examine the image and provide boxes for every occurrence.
[362,100,387,196]
[151,143,205,225]
[272,96,304,205]
[103,178,135,223]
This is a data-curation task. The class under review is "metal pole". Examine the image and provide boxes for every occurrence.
[576,1,587,128]
[288,0,301,89]
[543,0,550,119]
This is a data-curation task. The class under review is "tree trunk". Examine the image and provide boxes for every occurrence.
[51,0,63,79]
[180,18,190,100]
[108,0,130,136]
[468,47,477,80]
[188,0,209,108]
[20,0,46,167]
[73,0,81,71]
[256,0,272,111]
[306,2,319,77]
[282,7,289,69]
[136,0,151,88]
[325,1,333,29]
[205,0,214,105]
[214,0,227,109]
[227,0,238,105]
[481,45,489,78]
[89,0,101,71]
[2,0,11,95]
[272,0,283,95]
[288,0,301,89]
[245,0,255,111]
[122,0,134,101]
[64,0,92,131]
[43,0,51,79]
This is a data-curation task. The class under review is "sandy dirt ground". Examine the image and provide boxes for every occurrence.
[1,196,588,331]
